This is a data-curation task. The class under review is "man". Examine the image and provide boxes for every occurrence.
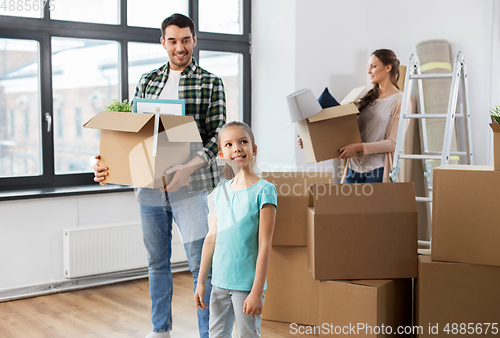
[94,13,226,338]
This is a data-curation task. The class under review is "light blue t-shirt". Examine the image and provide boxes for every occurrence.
[211,178,278,291]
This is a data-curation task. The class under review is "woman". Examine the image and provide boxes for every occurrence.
[339,49,402,183]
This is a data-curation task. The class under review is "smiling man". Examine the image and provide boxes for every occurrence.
[161,23,195,71]
[136,14,226,338]
[93,13,226,338]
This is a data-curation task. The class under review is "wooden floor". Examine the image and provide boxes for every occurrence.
[0,271,317,337]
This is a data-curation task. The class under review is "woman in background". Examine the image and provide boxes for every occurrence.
[338,49,402,183]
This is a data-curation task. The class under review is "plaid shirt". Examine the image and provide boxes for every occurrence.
[134,59,226,193]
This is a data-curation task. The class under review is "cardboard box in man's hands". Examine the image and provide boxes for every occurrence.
[84,111,202,189]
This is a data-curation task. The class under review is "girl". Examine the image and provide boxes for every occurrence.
[194,121,277,338]
[338,49,403,183]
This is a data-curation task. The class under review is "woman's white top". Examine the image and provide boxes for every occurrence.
[350,92,399,173]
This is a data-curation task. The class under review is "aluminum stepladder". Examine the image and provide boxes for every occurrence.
[389,51,474,248]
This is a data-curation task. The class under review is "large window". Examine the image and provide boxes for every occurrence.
[51,37,119,175]
[0,38,42,178]
[199,0,242,34]
[0,0,251,192]
[199,51,243,123]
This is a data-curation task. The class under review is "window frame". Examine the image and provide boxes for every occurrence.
[0,0,251,192]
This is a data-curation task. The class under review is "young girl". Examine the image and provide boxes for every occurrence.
[338,49,403,183]
[193,121,277,338]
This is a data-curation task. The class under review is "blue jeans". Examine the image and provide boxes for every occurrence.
[345,167,384,183]
[209,286,265,338]
[138,187,212,337]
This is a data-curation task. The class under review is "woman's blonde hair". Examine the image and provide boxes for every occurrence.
[217,121,256,180]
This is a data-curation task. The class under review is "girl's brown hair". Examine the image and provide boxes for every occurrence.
[356,49,400,112]
[217,121,256,180]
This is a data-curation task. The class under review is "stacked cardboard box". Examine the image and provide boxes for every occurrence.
[262,172,333,247]
[431,165,500,266]
[307,182,417,337]
[261,172,331,326]
[414,165,500,336]
[307,183,418,280]
[264,246,320,326]
[415,253,500,338]
[320,279,412,337]
[263,177,418,335]
[491,124,500,171]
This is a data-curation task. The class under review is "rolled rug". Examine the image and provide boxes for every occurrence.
[416,39,459,168]
[416,39,460,243]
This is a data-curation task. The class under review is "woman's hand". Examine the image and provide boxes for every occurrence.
[243,291,263,316]
[338,143,363,159]
[194,283,208,311]
[297,135,303,149]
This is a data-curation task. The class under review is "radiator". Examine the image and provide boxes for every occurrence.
[63,222,148,278]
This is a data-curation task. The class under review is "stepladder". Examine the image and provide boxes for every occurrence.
[389,51,474,247]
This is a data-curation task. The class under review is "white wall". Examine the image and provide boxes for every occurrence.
[253,0,496,170]
[0,192,141,290]
[252,0,297,173]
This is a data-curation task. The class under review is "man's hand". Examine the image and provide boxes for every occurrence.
[164,164,192,192]
[194,283,208,311]
[243,291,263,316]
[338,143,363,159]
[93,155,109,185]
[164,155,207,192]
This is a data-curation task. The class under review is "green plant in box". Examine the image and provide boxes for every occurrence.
[491,105,500,124]
[104,99,133,112]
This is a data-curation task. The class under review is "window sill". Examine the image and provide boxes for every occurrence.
[0,184,134,202]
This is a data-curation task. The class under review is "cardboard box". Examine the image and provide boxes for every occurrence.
[319,279,412,337]
[431,165,500,267]
[297,94,362,163]
[307,183,418,280]
[263,246,320,326]
[491,123,500,171]
[415,253,500,338]
[261,172,332,246]
[398,65,406,91]
[83,111,201,189]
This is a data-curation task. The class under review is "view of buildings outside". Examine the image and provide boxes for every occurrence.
[0,39,42,177]
[0,0,243,178]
